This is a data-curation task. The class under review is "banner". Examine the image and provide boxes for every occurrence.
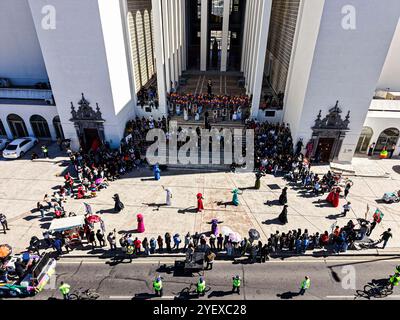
[373,208,384,223]
[83,202,93,215]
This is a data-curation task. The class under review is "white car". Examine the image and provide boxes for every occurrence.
[2,137,38,159]
[0,138,10,150]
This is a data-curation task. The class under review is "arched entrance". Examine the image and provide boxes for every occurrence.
[53,116,65,140]
[356,127,373,153]
[30,115,51,139]
[0,119,7,136]
[375,128,400,151]
[7,114,28,138]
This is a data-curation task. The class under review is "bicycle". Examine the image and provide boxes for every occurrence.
[174,283,211,299]
[69,288,100,300]
[355,281,393,299]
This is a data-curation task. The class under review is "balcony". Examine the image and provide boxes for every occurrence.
[0,87,54,105]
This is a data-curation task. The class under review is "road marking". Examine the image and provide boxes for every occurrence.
[161,296,175,299]
[109,296,132,299]
[327,295,400,299]
[57,258,400,265]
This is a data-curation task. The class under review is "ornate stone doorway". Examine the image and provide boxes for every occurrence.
[70,93,105,151]
[309,101,350,163]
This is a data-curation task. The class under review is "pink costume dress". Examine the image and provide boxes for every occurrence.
[137,214,145,233]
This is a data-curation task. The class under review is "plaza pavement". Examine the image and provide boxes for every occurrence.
[1,144,400,256]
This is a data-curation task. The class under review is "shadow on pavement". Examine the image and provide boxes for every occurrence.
[277,291,299,299]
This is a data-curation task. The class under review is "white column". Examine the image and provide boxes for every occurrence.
[250,1,263,94]
[251,0,272,118]
[246,0,257,93]
[182,0,187,71]
[249,0,262,94]
[174,0,180,80]
[240,0,250,73]
[168,0,176,87]
[221,0,230,72]
[200,0,208,71]
[245,0,255,92]
[152,0,167,115]
[162,0,171,92]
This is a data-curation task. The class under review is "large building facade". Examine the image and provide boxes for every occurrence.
[1,0,400,164]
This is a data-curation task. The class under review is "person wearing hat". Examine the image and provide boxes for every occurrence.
[197,193,204,213]
[153,276,163,297]
[196,277,206,297]
[232,275,241,294]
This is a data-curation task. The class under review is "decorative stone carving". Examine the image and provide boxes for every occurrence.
[70,93,105,123]
[312,101,350,130]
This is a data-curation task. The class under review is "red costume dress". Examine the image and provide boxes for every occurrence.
[197,193,204,212]
[326,187,340,207]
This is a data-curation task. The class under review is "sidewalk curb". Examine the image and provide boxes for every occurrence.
[57,252,400,260]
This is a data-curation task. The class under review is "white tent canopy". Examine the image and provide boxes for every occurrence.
[48,215,85,232]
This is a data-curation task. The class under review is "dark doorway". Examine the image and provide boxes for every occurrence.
[316,138,335,163]
[7,114,28,138]
[83,128,101,151]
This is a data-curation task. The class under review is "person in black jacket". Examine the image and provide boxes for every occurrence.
[279,187,288,205]
[278,205,288,224]
[113,194,124,213]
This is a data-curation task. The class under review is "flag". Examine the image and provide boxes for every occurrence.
[373,209,384,223]
[83,202,93,215]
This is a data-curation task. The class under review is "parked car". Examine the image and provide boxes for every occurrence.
[0,138,10,151]
[2,137,38,159]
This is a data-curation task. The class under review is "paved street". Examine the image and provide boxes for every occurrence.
[27,256,400,300]
[1,147,400,254]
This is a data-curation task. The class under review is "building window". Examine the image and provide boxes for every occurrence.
[30,115,51,138]
[7,114,28,138]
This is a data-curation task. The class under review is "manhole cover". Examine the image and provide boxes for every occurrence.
[267,184,281,190]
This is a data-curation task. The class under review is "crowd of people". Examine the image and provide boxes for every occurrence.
[167,92,251,122]
[137,84,159,109]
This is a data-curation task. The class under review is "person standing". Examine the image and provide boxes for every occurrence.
[184,232,191,251]
[107,230,117,250]
[217,233,224,251]
[165,232,172,252]
[165,188,172,206]
[59,282,71,300]
[299,276,311,296]
[341,202,351,217]
[368,142,375,156]
[41,145,49,158]
[56,137,63,151]
[157,235,164,253]
[205,251,216,270]
[279,187,288,205]
[0,213,10,234]
[378,229,393,249]
[278,205,288,224]
[389,143,396,159]
[153,276,163,297]
[197,193,204,213]
[344,181,353,199]
[232,275,241,294]
[89,230,97,249]
[367,220,377,237]
[96,230,106,247]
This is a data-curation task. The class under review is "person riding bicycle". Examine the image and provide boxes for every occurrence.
[153,276,163,297]
[196,277,206,297]
[389,272,400,289]
[232,275,241,294]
